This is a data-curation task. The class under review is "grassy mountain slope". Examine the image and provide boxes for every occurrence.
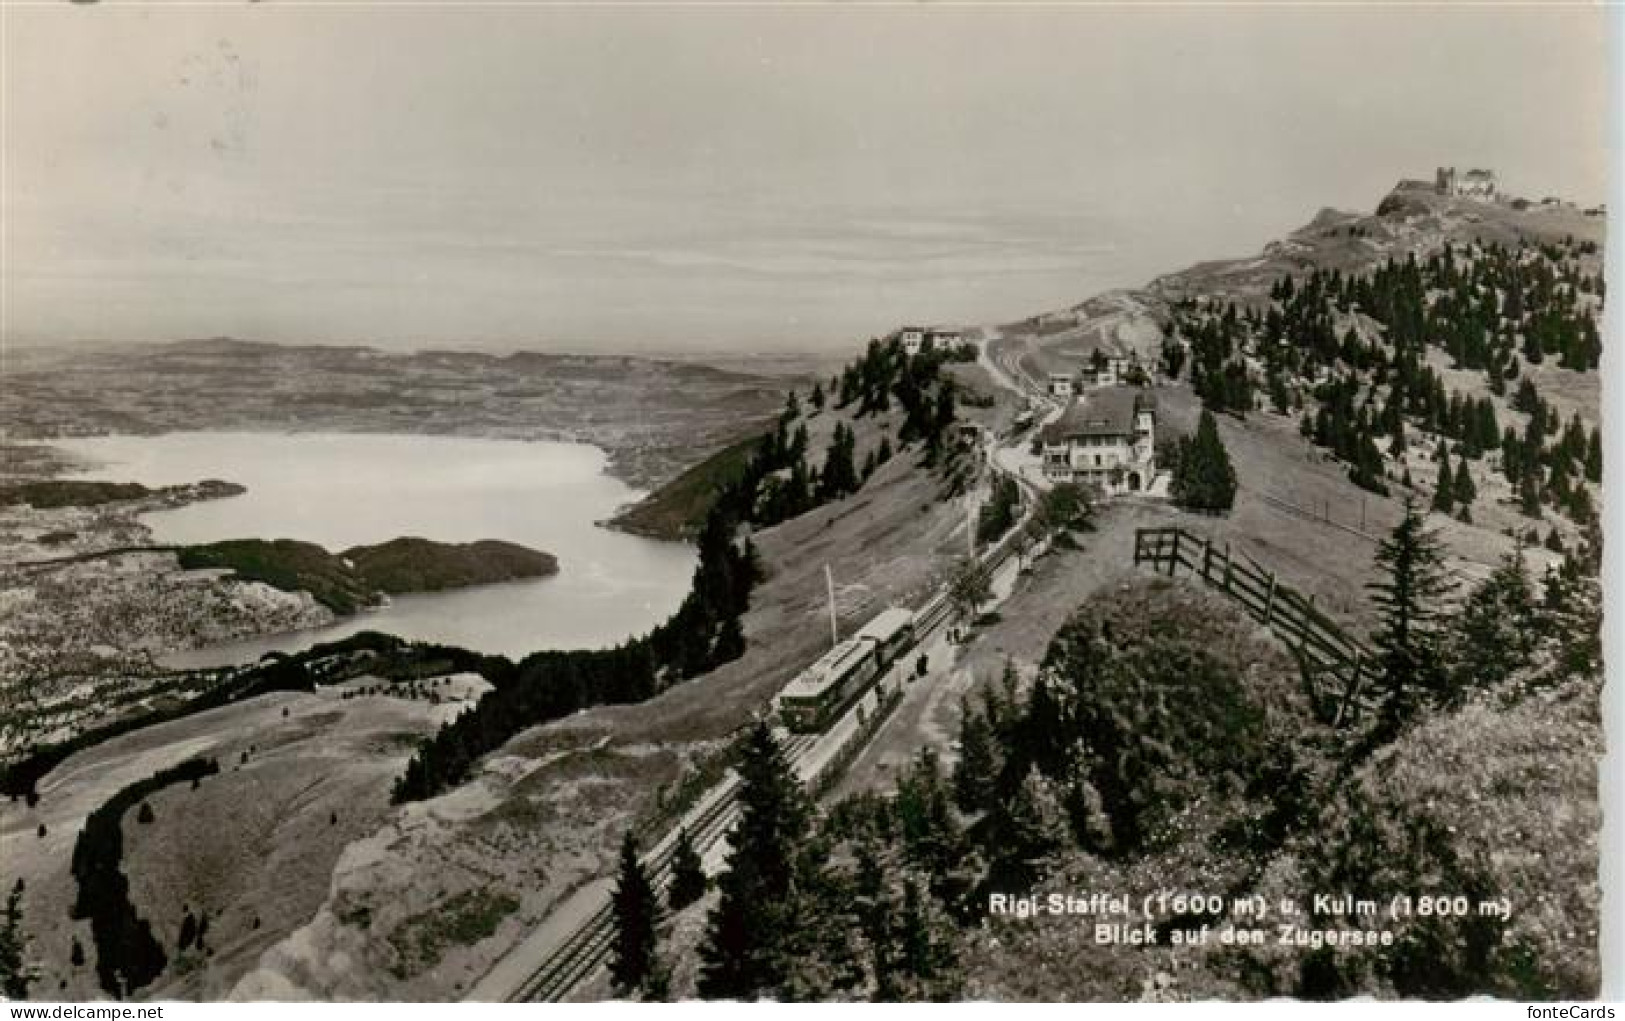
[607,435,761,541]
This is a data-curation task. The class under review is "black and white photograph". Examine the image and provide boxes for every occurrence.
[0,1,1615,1006]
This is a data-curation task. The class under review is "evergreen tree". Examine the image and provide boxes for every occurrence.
[1367,498,1456,734]
[178,910,197,952]
[820,423,859,500]
[992,766,1069,885]
[1519,472,1543,519]
[1171,411,1238,512]
[1448,549,1538,699]
[809,381,825,412]
[699,723,814,999]
[610,831,664,999]
[1452,458,1477,507]
[713,615,746,663]
[1432,451,1455,514]
[950,703,1000,815]
[881,878,959,1000]
[667,828,708,911]
[0,880,32,1000]
[70,936,85,968]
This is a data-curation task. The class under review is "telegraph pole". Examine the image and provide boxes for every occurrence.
[825,564,839,648]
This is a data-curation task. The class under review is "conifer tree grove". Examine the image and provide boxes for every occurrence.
[1171,410,1238,512]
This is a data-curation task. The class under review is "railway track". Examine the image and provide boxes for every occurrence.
[504,441,1035,1002]
[510,735,817,1001]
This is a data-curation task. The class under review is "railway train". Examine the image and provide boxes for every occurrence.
[777,606,915,733]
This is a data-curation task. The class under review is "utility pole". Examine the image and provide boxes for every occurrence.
[825,564,839,648]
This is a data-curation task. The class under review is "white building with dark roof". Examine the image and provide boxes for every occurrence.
[890,325,964,357]
[1436,166,1497,200]
[1040,387,1157,494]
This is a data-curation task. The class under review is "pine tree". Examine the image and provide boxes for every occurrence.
[1512,377,1541,415]
[667,828,707,911]
[1448,549,1538,699]
[610,831,664,999]
[1452,458,1476,507]
[1171,410,1238,512]
[699,723,813,999]
[1432,451,1455,514]
[1519,472,1543,519]
[820,423,859,500]
[178,910,197,952]
[950,703,1000,815]
[1368,498,1456,733]
[0,881,31,999]
[712,615,746,663]
[885,878,959,1000]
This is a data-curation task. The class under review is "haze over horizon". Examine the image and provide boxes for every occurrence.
[3,4,1610,355]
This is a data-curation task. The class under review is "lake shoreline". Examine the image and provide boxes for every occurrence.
[0,430,699,750]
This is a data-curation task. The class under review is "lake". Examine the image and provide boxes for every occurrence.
[56,432,697,666]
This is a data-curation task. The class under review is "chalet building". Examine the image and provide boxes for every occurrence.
[1040,387,1157,495]
[895,326,926,355]
[1048,372,1076,398]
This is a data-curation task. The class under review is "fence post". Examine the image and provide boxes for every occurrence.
[1334,652,1365,729]
[1223,543,1233,592]
[1264,572,1277,625]
[1201,539,1213,584]
[1169,530,1181,577]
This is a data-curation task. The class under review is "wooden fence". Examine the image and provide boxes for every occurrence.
[1132,526,1378,727]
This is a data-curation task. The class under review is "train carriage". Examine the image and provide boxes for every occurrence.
[855,607,915,669]
[778,605,916,733]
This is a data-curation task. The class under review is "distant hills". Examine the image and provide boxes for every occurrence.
[3,340,798,489]
[1000,178,1604,374]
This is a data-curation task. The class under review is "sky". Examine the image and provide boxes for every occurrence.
[1,3,1612,355]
